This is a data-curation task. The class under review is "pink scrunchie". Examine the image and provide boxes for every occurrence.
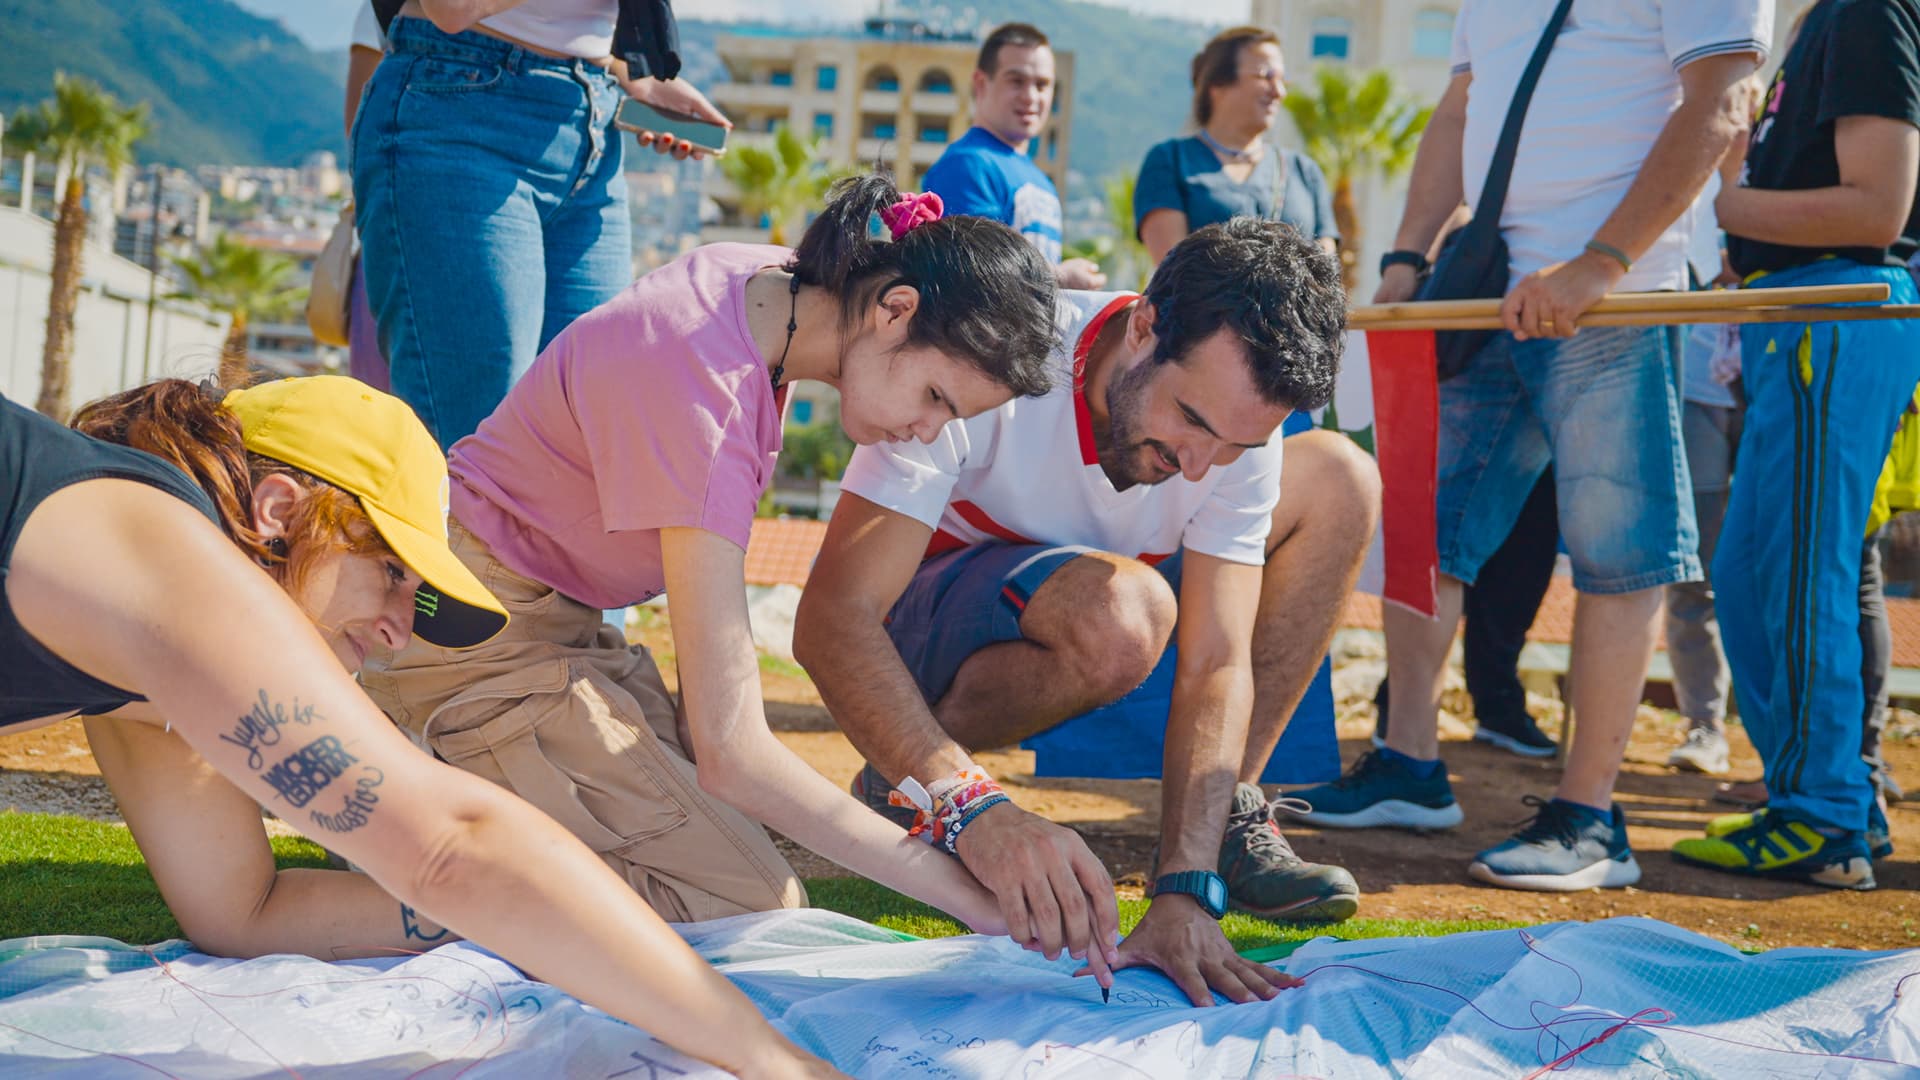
[880,191,944,240]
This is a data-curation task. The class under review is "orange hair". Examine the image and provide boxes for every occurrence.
[70,379,391,593]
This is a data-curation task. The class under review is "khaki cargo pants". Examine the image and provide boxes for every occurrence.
[359,518,805,922]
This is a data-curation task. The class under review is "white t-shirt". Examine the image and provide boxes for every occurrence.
[481,0,617,58]
[839,292,1284,569]
[351,1,387,51]
[1452,0,1772,293]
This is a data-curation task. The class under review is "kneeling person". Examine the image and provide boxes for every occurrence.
[795,219,1378,1007]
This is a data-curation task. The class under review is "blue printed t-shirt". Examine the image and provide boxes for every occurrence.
[923,127,1064,263]
[1133,136,1338,245]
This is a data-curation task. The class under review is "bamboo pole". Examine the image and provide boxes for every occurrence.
[1350,303,1920,334]
[1348,282,1892,328]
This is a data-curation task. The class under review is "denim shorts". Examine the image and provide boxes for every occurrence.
[1436,325,1699,594]
[884,543,1183,703]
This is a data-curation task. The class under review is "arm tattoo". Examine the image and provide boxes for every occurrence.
[260,735,358,808]
[400,903,451,943]
[218,692,318,770]
[308,766,385,833]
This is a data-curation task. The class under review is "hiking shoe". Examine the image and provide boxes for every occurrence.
[1468,797,1641,892]
[1672,814,1875,890]
[1707,804,1893,860]
[1472,709,1557,759]
[1668,726,1731,775]
[851,763,918,830]
[1279,750,1463,830]
[1218,783,1360,922]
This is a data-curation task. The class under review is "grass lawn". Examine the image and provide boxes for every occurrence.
[0,813,1527,953]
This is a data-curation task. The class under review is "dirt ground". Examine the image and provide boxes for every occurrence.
[6,619,1920,953]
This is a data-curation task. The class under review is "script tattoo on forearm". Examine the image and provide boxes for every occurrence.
[219,691,318,769]
[400,903,451,943]
[308,765,385,833]
[260,735,359,808]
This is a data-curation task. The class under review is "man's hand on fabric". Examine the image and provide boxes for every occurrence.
[1093,893,1300,1007]
[954,801,1120,984]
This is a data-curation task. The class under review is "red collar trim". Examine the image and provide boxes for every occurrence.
[1071,294,1139,466]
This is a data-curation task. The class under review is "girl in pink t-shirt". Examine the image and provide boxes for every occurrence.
[361,174,1056,947]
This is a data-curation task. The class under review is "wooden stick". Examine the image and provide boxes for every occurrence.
[1351,303,1920,333]
[1348,282,1890,326]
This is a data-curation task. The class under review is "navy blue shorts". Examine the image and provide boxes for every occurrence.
[885,543,1183,705]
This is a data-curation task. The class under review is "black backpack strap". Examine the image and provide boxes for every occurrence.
[1469,0,1575,228]
[373,0,405,35]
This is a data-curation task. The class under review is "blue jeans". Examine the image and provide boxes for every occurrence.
[1715,259,1920,833]
[1436,325,1698,594]
[352,17,631,450]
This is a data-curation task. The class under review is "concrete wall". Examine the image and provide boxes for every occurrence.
[0,205,226,409]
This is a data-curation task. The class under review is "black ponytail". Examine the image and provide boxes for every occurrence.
[787,171,1057,399]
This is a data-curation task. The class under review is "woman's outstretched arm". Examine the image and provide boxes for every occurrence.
[10,479,842,1080]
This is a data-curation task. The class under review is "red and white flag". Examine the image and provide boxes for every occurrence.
[1317,329,1441,617]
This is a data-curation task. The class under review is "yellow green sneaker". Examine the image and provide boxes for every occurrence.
[1671,814,1875,890]
[1705,806,1892,859]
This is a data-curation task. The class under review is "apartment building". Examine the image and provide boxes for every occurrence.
[704,18,1074,242]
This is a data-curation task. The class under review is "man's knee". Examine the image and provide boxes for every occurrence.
[1026,553,1177,700]
[1276,429,1382,539]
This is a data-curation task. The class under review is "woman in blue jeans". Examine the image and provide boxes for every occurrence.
[352,2,725,450]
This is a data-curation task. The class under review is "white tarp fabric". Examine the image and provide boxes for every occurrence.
[1,910,1917,1078]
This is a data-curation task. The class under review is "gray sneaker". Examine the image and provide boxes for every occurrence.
[851,763,918,829]
[1218,783,1361,922]
[1669,726,1731,776]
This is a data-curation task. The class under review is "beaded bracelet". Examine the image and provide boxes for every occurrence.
[888,765,993,843]
[928,781,1008,855]
[940,791,1011,855]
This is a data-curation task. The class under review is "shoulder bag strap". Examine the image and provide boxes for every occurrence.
[1470,0,1576,227]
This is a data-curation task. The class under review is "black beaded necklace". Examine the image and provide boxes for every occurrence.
[771,273,799,389]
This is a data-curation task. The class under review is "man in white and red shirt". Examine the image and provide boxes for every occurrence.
[795,218,1376,1006]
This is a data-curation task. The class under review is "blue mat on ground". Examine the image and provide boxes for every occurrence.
[1023,653,1339,784]
[2,910,1915,1077]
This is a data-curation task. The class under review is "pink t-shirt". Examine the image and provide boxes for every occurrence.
[449,243,790,608]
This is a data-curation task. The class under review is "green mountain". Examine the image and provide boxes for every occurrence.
[0,0,1215,190]
[0,0,348,167]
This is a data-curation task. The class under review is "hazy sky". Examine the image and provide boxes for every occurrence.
[235,0,1250,52]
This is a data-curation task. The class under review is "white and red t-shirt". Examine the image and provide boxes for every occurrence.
[839,291,1284,568]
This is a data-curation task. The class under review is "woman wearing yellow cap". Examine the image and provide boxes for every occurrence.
[1,377,841,1079]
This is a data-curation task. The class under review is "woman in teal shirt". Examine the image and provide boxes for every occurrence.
[1135,26,1339,264]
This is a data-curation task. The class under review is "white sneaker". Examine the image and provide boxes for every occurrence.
[1669,726,1730,775]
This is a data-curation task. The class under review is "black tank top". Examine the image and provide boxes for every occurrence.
[2,395,221,727]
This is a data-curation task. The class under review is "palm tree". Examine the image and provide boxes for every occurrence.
[3,73,148,421]
[169,233,305,388]
[717,124,839,245]
[1283,67,1432,293]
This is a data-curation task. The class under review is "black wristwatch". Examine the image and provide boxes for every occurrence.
[1152,870,1229,919]
[1379,249,1430,276]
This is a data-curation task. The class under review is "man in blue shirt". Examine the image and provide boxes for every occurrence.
[924,23,1106,289]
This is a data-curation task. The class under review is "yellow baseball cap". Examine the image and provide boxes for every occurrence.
[223,376,508,649]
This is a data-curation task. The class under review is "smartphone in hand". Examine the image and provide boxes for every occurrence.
[616,100,728,155]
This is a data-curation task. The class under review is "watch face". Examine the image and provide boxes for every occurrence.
[1205,875,1228,916]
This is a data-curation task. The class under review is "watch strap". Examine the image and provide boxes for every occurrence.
[1379,249,1430,275]
[1152,870,1228,919]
